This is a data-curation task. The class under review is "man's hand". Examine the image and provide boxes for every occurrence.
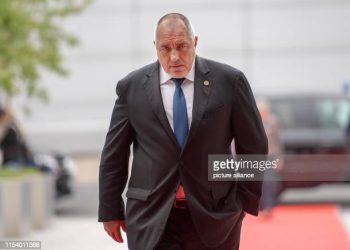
[103,220,126,243]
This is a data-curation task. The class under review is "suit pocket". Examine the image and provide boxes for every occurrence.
[202,104,230,120]
[126,188,151,201]
[211,182,242,213]
[210,182,232,200]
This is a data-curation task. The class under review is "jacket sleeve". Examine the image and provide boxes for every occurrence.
[98,80,134,222]
[231,71,268,216]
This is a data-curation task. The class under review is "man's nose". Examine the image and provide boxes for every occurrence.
[170,49,179,62]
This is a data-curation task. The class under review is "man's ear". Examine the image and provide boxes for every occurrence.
[194,36,198,48]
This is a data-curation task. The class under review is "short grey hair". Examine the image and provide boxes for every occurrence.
[153,13,196,42]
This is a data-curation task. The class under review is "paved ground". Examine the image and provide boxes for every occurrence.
[3,183,349,250]
[4,216,128,250]
[2,155,350,249]
[341,206,350,242]
[6,205,349,250]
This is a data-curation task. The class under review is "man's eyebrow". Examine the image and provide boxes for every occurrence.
[157,39,189,47]
[175,40,189,45]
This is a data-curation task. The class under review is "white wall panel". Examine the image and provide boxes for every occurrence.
[251,6,350,49]
[12,1,350,153]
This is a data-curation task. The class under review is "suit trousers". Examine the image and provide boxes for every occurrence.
[155,207,245,250]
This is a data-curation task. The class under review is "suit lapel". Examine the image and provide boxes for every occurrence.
[143,62,180,150]
[183,56,212,150]
[142,57,212,152]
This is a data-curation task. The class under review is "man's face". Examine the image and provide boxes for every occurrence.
[155,19,198,78]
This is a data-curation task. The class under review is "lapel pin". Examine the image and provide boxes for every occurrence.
[203,80,210,86]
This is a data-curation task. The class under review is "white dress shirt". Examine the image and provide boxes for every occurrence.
[159,60,195,200]
[159,60,195,131]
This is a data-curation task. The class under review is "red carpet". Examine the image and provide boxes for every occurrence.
[240,205,350,250]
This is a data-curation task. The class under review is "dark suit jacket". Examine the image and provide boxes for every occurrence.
[98,56,268,250]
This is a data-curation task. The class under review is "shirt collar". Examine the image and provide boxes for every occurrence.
[159,58,196,85]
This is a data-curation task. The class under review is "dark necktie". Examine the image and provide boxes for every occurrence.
[172,78,189,148]
[172,78,188,202]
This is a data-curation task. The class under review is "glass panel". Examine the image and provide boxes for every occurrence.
[270,98,350,130]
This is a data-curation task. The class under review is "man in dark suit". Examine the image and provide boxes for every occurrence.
[98,13,268,250]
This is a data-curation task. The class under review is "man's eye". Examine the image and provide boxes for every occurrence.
[179,44,188,49]
[160,46,170,52]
